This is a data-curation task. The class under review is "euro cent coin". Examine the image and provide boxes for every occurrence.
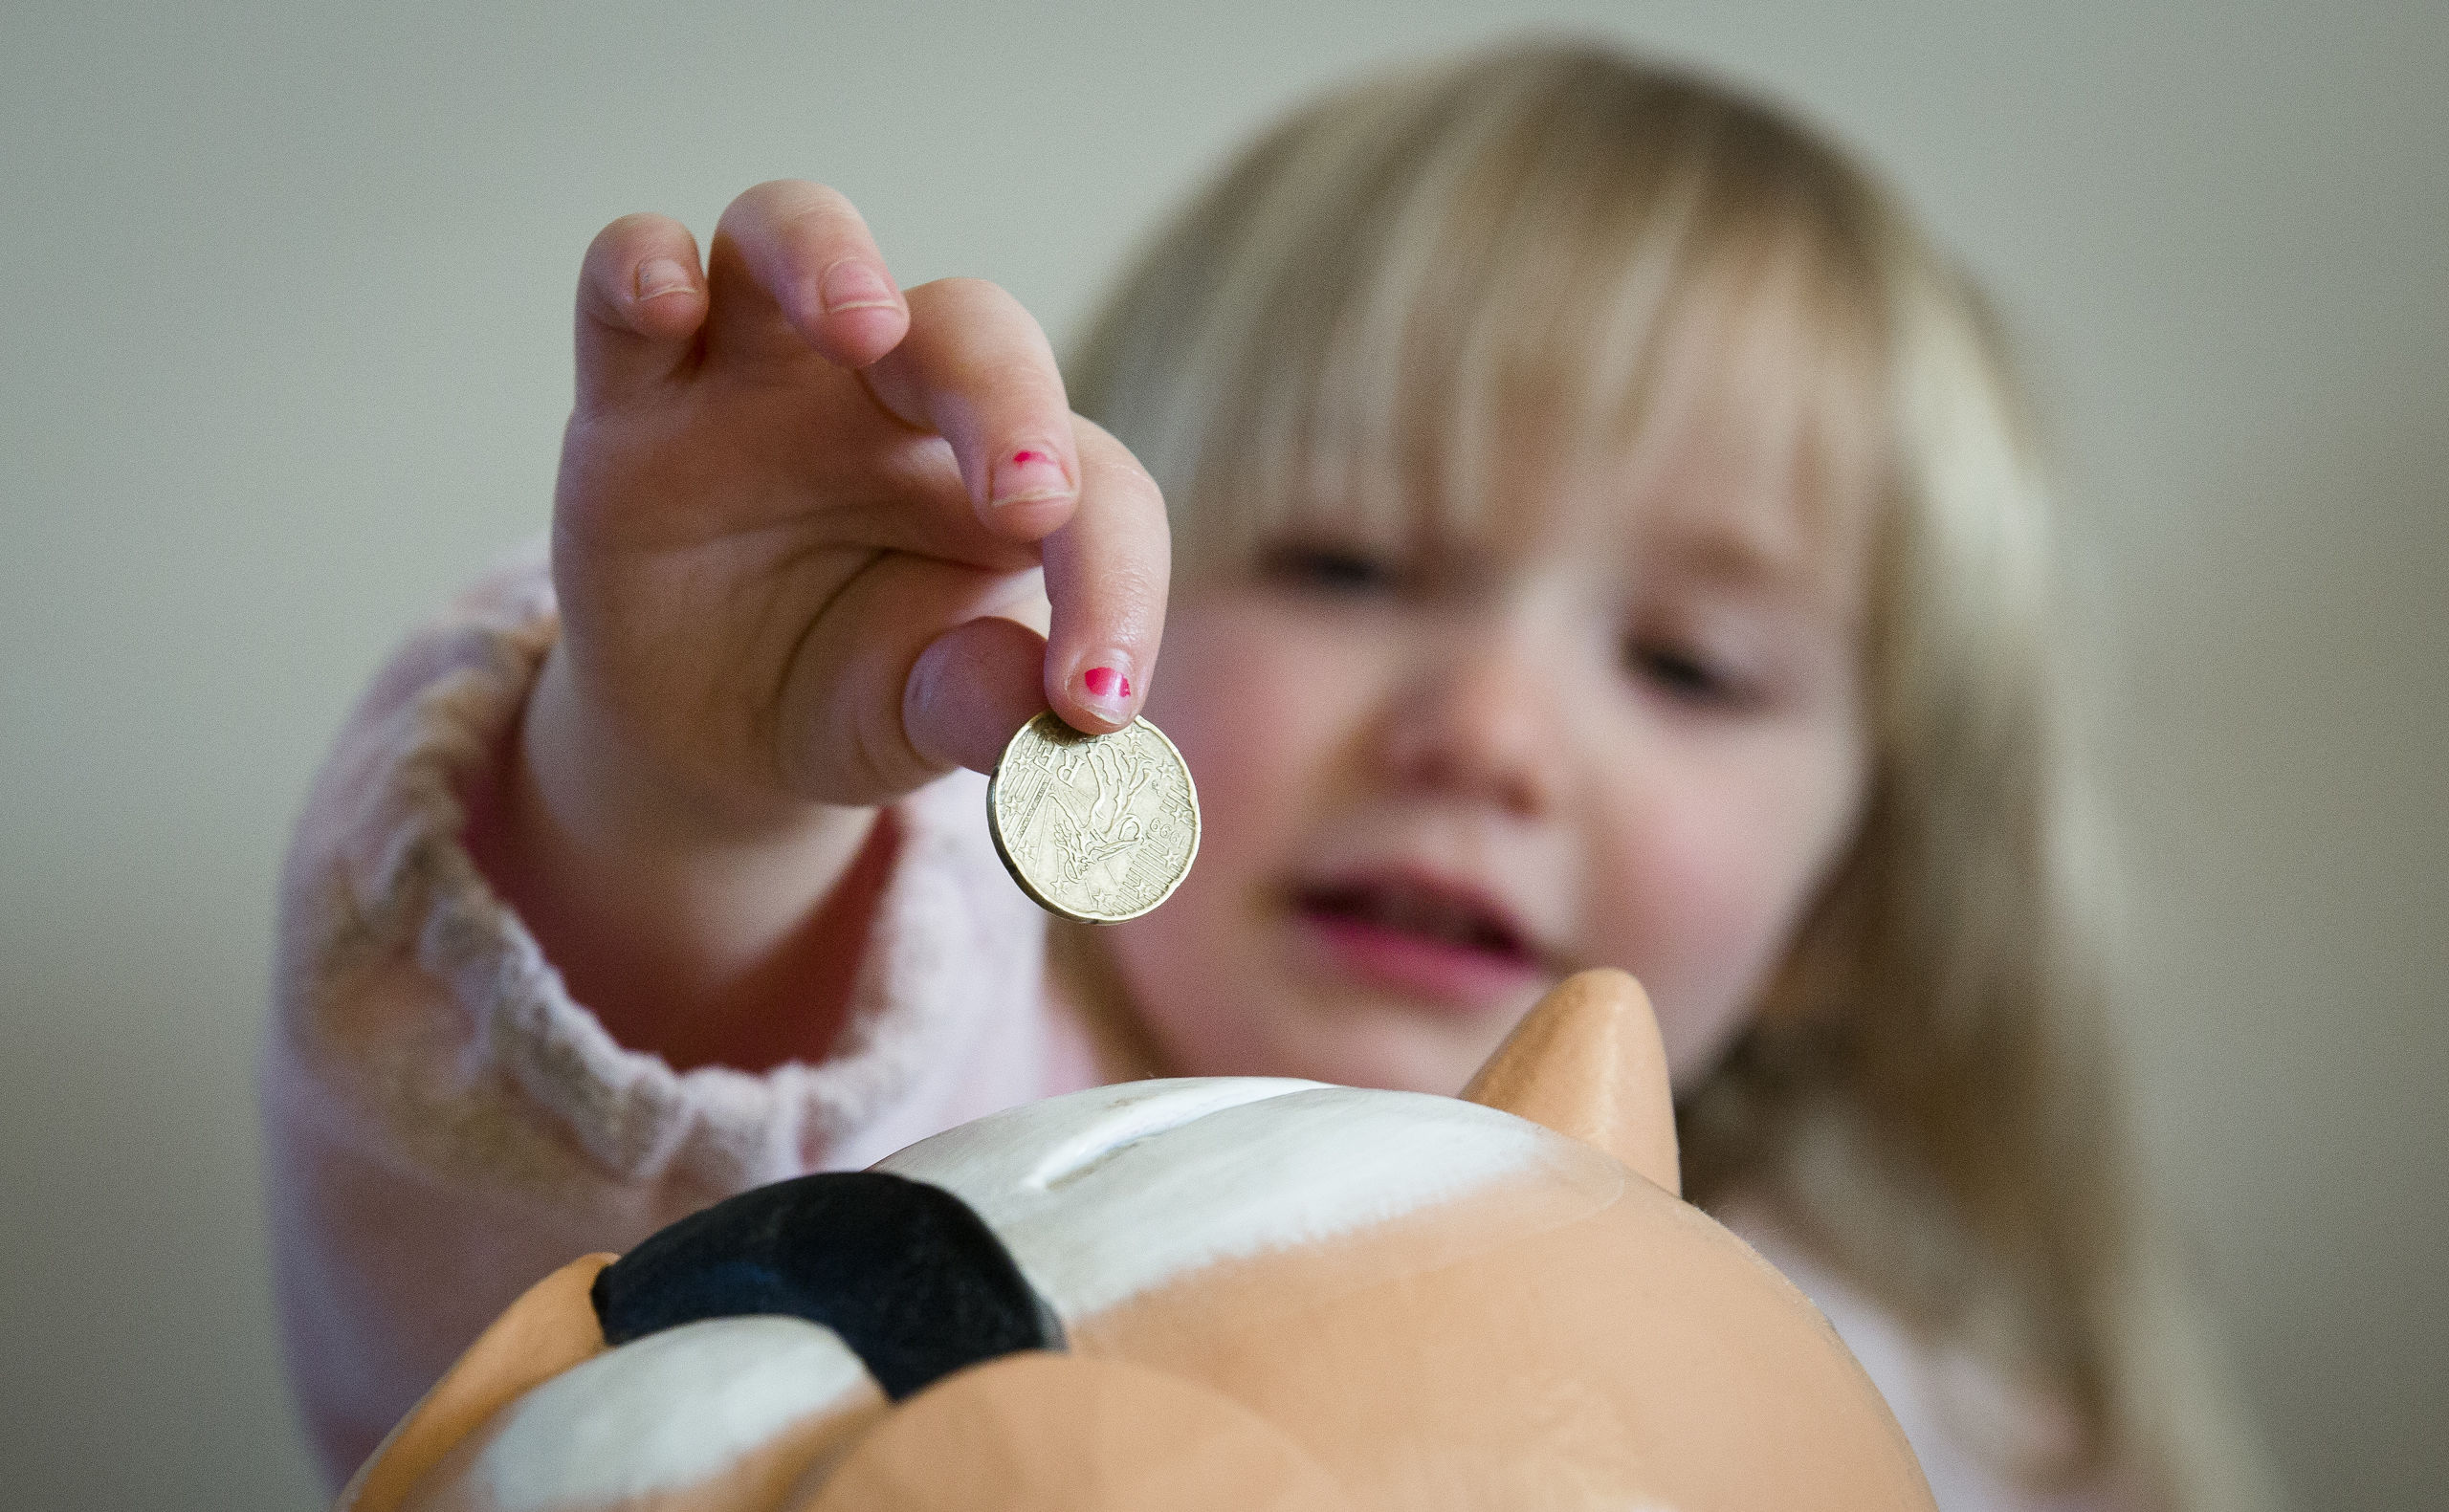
[987,711,1201,923]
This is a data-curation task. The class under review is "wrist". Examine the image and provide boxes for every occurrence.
[526,638,829,853]
[474,641,884,1064]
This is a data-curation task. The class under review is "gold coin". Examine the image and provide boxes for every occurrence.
[987,711,1200,923]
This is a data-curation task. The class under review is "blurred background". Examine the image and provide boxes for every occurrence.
[2,2,2441,1506]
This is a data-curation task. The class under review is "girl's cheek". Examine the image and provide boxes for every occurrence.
[1588,751,1837,1085]
[1109,600,1346,1075]
[1151,613,1296,844]
[1148,596,1376,834]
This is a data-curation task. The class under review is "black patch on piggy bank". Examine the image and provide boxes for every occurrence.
[591,1171,1063,1399]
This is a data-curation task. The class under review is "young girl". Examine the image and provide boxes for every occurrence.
[263,41,2271,1512]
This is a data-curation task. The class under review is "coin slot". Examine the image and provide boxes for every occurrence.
[1023,1080,1317,1192]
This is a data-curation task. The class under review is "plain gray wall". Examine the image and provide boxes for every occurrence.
[3,2,2441,1507]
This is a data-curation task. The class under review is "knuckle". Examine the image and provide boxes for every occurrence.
[977,354,1062,404]
[1119,453,1163,499]
[1085,433,1163,497]
[1098,559,1165,611]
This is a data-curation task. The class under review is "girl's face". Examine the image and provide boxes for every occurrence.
[1114,399,1874,1098]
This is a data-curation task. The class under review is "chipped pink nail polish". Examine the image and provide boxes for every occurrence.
[991,446,1070,507]
[1083,666,1131,701]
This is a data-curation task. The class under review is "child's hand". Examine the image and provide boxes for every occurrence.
[544,180,1167,831]
[477,182,1168,1062]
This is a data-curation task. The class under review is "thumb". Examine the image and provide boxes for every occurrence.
[904,617,1051,777]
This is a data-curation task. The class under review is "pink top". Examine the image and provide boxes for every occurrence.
[263,551,2105,1510]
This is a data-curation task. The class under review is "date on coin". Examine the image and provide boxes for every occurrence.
[987,711,1200,923]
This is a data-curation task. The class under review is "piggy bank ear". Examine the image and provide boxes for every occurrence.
[337,1254,614,1512]
[1462,969,1681,1195]
[799,1352,1350,1512]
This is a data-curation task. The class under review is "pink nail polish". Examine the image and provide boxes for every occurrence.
[991,447,1071,507]
[1083,666,1131,701]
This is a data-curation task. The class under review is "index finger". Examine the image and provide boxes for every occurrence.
[1038,418,1170,734]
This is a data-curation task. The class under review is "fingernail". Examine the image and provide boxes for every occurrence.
[991,446,1072,508]
[820,259,899,313]
[635,257,695,300]
[1081,664,1134,712]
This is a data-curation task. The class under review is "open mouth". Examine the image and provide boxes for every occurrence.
[1294,880,1533,961]
[1289,873,1549,1006]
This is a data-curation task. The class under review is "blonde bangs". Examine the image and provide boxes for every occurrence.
[1070,45,1897,577]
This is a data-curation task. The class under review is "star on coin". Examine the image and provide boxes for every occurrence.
[987,712,1201,923]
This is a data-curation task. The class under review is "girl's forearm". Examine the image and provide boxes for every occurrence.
[465,642,889,1072]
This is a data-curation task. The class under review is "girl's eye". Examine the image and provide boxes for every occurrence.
[1261,542,1401,595]
[1626,638,1745,707]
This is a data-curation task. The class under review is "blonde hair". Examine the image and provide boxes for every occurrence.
[1067,40,2276,1512]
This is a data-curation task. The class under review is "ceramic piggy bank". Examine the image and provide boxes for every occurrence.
[339,971,1933,1511]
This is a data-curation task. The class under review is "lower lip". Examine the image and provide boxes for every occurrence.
[1293,911,1550,1011]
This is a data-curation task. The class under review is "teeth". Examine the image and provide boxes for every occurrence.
[1333,886,1514,954]
[1423,897,1476,944]
[1360,890,1405,931]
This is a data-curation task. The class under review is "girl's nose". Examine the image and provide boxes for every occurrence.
[1371,620,1569,817]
